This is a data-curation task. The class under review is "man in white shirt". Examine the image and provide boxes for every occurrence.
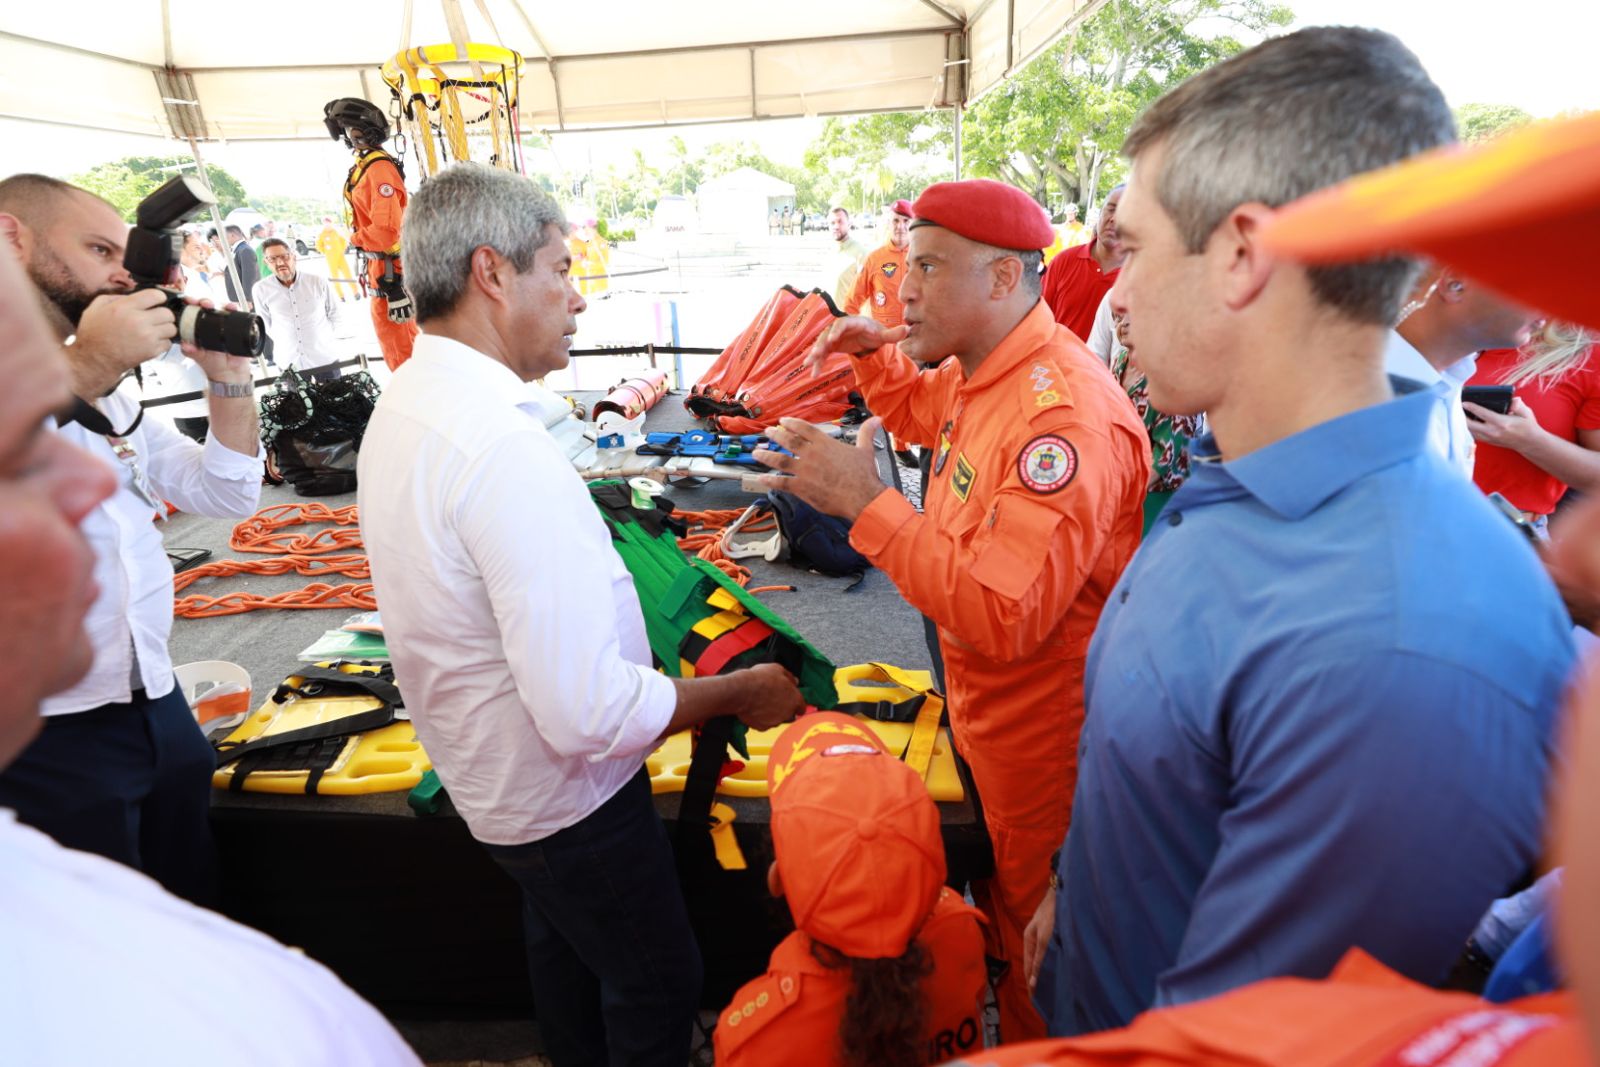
[0,173,263,907]
[0,238,422,1067]
[823,206,869,306]
[254,236,344,380]
[1385,265,1539,477]
[359,162,804,1065]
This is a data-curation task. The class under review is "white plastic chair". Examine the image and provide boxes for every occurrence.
[173,660,253,736]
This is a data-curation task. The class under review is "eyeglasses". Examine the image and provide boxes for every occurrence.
[265,257,296,266]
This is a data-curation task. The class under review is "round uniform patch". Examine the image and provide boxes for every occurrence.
[1017,434,1078,494]
[874,291,887,306]
[377,183,395,197]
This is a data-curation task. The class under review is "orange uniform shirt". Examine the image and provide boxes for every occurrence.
[714,890,986,1067]
[847,300,1149,1040]
[950,950,1586,1067]
[345,149,406,256]
[848,242,910,327]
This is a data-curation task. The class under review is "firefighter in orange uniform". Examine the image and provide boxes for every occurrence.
[846,199,913,326]
[755,179,1150,1044]
[323,98,419,371]
[713,713,987,1067]
[950,948,1586,1067]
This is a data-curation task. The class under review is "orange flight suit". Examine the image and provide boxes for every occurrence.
[315,224,356,301]
[847,301,1150,1043]
[714,889,987,1067]
[847,242,909,327]
[344,148,418,371]
[948,950,1586,1067]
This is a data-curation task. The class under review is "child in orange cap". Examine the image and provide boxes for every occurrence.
[713,712,987,1067]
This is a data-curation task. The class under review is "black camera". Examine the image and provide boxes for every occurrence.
[123,175,265,358]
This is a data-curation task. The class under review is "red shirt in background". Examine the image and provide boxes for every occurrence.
[1041,239,1118,341]
[1470,344,1600,515]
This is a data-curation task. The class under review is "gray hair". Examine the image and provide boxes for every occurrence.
[403,163,567,323]
[1123,26,1455,326]
[979,247,1044,298]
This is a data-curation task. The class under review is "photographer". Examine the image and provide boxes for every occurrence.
[0,174,263,908]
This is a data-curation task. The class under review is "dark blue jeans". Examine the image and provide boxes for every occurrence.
[482,768,703,1067]
[0,683,219,907]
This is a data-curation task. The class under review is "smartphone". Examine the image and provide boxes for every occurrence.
[1487,492,1541,545]
[1462,385,1514,418]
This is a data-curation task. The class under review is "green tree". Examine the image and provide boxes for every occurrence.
[1454,102,1534,143]
[803,112,954,213]
[66,155,249,221]
[963,0,1292,214]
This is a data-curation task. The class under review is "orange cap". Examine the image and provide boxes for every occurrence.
[766,712,946,959]
[1262,110,1600,331]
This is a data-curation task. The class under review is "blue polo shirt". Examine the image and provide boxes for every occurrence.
[1047,389,1574,1036]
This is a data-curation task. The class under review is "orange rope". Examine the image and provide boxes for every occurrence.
[230,503,363,555]
[676,507,782,590]
[176,499,789,619]
[174,505,374,619]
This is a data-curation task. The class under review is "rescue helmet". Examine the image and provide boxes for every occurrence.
[323,98,390,149]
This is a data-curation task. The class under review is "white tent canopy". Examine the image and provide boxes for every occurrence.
[1,0,1105,143]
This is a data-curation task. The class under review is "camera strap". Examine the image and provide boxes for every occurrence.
[58,395,144,439]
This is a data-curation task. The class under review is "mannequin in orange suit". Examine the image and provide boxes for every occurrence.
[323,98,418,372]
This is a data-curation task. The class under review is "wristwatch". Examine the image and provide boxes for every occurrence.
[209,379,254,398]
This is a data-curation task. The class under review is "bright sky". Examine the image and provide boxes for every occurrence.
[5,0,1595,201]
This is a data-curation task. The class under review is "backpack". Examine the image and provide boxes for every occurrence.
[766,490,871,588]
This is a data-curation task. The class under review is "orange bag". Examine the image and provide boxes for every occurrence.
[686,288,856,433]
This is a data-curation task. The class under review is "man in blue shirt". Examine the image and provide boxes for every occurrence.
[1032,27,1577,1036]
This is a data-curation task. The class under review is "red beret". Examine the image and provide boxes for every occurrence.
[891,198,914,218]
[910,179,1054,251]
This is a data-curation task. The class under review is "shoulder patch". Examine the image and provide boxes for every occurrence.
[1017,434,1078,494]
[716,974,798,1053]
[1023,361,1072,413]
[377,182,395,198]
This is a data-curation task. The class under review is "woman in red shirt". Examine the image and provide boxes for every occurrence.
[1466,321,1600,532]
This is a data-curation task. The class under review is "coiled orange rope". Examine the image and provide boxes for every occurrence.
[174,504,375,619]
[676,506,792,594]
[175,499,788,620]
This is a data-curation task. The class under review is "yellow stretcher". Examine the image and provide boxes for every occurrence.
[648,662,963,802]
[211,663,430,796]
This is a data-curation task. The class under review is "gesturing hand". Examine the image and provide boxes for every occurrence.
[804,316,908,376]
[754,416,890,522]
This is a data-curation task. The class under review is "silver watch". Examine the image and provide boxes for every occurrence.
[209,379,254,398]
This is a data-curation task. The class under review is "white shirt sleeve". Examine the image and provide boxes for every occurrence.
[141,403,263,518]
[451,433,676,762]
[1086,291,1116,365]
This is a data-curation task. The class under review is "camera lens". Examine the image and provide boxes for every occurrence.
[185,306,265,357]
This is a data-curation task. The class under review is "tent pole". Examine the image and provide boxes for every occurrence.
[953,106,963,179]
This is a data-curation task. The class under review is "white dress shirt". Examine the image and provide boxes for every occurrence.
[1085,290,1116,365]
[44,380,262,716]
[252,270,342,373]
[1383,329,1478,478]
[0,811,419,1066]
[358,334,677,846]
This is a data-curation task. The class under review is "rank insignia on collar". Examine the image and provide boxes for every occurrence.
[951,452,976,503]
[1018,434,1078,494]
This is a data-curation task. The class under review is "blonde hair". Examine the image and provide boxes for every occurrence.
[1501,321,1598,389]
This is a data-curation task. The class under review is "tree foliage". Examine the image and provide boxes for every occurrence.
[803,112,955,213]
[963,0,1291,214]
[66,156,250,221]
[1453,102,1534,144]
